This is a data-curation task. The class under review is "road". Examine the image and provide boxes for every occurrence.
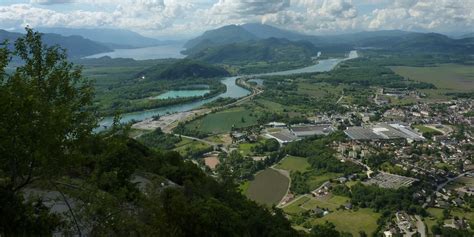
[132,77,263,142]
[174,134,229,153]
[279,194,309,208]
[346,157,373,178]
[415,215,426,237]
[436,171,471,191]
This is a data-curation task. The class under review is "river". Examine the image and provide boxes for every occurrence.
[99,50,358,128]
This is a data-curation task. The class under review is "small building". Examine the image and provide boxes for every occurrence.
[290,124,333,137]
[265,129,299,145]
[266,122,286,128]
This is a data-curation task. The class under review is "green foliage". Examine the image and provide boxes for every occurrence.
[137,128,181,150]
[0,190,61,235]
[0,27,96,235]
[310,221,343,237]
[0,28,302,237]
[252,138,280,153]
[349,183,426,215]
[0,27,96,191]
[143,59,230,80]
[284,133,362,175]
[188,38,317,64]
[364,153,393,170]
[290,171,310,194]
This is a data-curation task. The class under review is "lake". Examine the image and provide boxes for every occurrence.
[153,90,210,100]
[98,51,358,128]
[85,44,186,60]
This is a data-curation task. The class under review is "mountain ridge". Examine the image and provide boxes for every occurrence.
[36,27,166,49]
[0,29,112,58]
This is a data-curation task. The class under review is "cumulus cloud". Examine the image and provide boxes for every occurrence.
[30,0,74,5]
[210,0,290,16]
[1,0,474,37]
[0,1,192,33]
[366,0,474,31]
[262,0,358,33]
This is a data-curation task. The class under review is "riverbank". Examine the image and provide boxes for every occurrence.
[100,50,358,130]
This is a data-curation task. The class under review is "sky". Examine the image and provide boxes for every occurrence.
[0,0,473,39]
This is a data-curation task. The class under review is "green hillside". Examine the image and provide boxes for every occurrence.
[186,38,319,65]
[141,59,230,80]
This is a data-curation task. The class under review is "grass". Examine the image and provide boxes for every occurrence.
[297,82,344,98]
[275,156,311,173]
[239,181,250,194]
[246,168,290,206]
[414,125,440,133]
[185,107,259,134]
[311,208,381,236]
[391,64,474,92]
[173,137,212,157]
[238,143,258,156]
[283,195,311,214]
[255,99,285,111]
[426,208,474,235]
[301,195,349,211]
[306,172,341,190]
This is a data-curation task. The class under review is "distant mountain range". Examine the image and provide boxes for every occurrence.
[0,29,112,58]
[185,23,474,55]
[36,27,169,49]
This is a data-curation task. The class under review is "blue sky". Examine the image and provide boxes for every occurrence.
[1,0,473,39]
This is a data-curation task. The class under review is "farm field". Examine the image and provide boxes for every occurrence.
[297,82,344,98]
[306,172,342,190]
[245,168,290,206]
[254,99,285,112]
[282,195,312,214]
[185,107,259,134]
[283,195,349,214]
[275,156,311,173]
[173,137,212,157]
[391,64,474,92]
[238,143,258,156]
[311,208,381,236]
[301,195,350,211]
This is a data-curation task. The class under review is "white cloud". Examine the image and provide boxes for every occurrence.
[366,0,474,32]
[1,0,474,38]
[210,0,290,16]
[30,0,74,5]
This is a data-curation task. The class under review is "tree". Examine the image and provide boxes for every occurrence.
[0,28,96,235]
[311,221,341,237]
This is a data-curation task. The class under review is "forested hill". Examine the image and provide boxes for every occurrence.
[184,25,258,49]
[350,32,474,54]
[140,59,230,80]
[185,38,319,65]
[0,29,112,58]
